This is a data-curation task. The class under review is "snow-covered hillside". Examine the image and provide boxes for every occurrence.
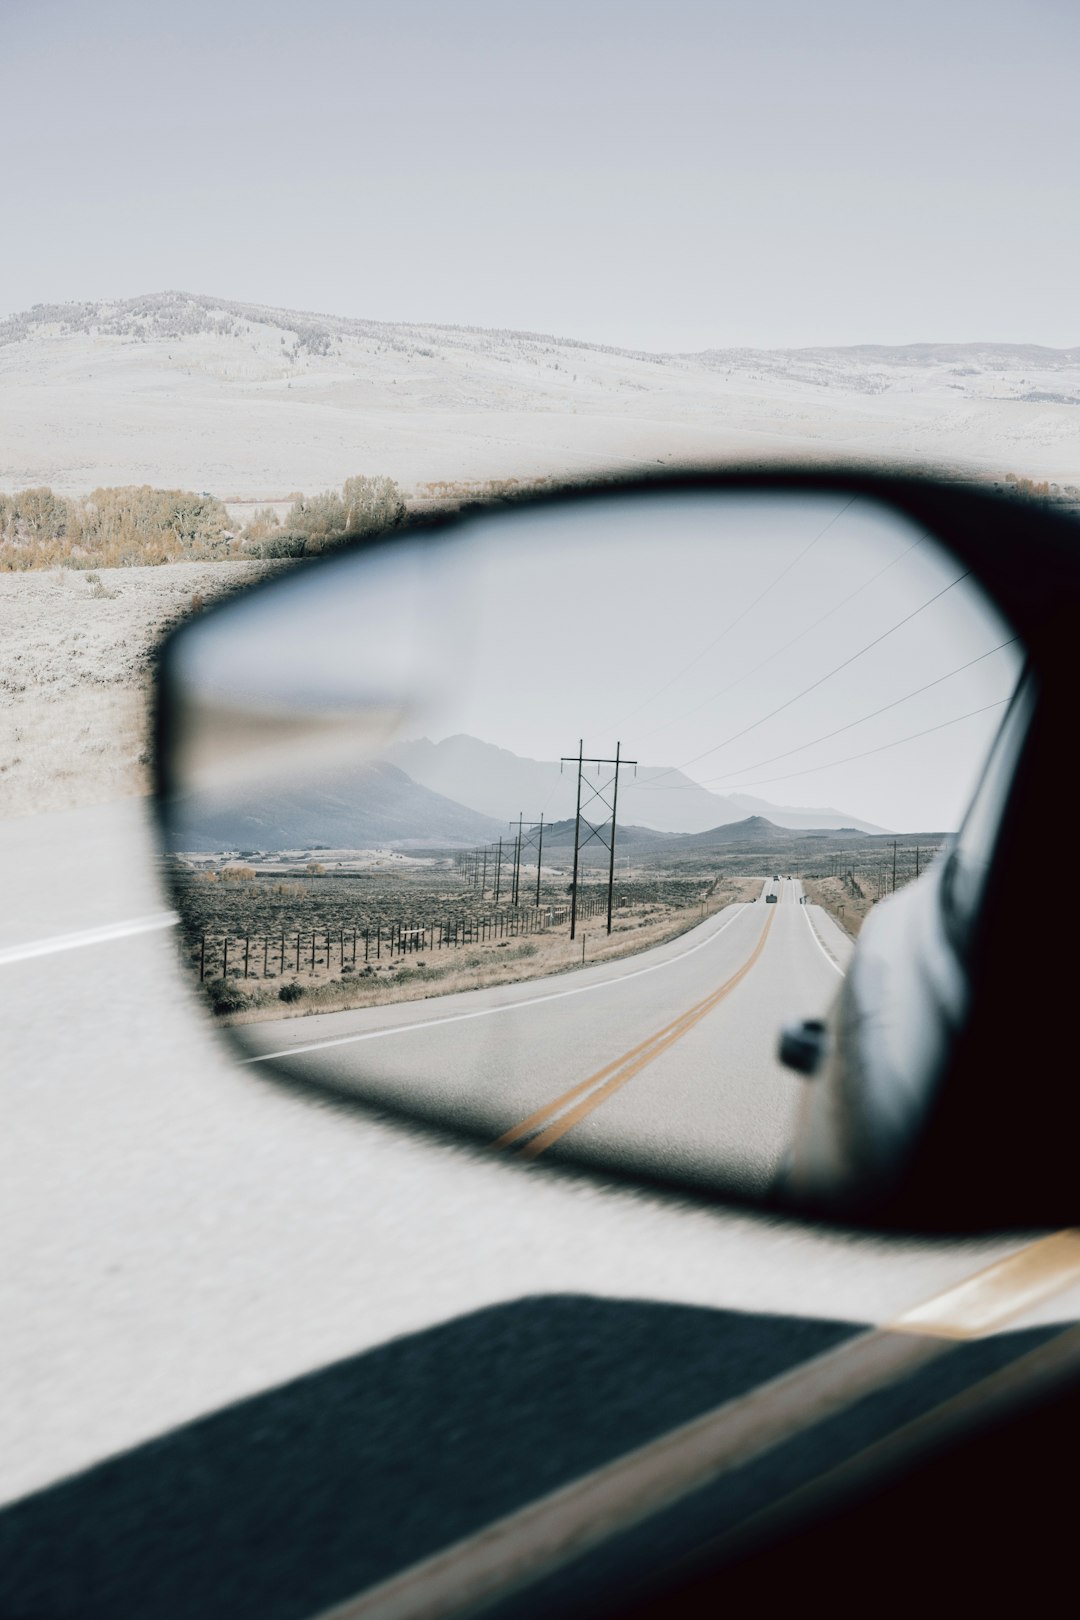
[1,291,1078,498]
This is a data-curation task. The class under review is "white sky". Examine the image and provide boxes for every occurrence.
[3,0,1079,350]
[179,493,1021,830]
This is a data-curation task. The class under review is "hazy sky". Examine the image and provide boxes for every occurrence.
[4,0,1079,350]
[180,493,1021,829]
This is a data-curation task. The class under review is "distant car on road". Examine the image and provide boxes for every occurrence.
[766,893,778,904]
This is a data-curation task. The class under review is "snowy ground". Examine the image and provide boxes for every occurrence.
[2,294,1078,499]
[2,295,1077,819]
[0,561,279,816]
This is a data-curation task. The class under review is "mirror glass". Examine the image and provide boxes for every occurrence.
[158,490,1022,1201]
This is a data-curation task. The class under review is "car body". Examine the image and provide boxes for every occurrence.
[782,659,1077,1228]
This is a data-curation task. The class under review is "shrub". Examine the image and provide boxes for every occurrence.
[246,533,309,559]
[278,982,305,1003]
[0,471,407,569]
[277,475,406,552]
[206,978,248,1014]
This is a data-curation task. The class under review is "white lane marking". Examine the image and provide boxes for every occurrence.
[0,912,178,967]
[801,899,846,977]
[243,905,758,1064]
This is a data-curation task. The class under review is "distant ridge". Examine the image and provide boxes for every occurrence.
[166,760,502,852]
[5,293,1079,370]
[3,291,1079,496]
[384,735,886,836]
[668,815,804,848]
[499,814,875,863]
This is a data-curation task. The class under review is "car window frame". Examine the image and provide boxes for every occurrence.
[940,668,1036,955]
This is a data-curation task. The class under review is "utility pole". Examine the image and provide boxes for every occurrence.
[606,741,622,936]
[493,837,504,905]
[915,844,921,880]
[560,739,637,938]
[509,814,523,907]
[516,815,546,907]
[566,740,584,940]
[534,814,545,907]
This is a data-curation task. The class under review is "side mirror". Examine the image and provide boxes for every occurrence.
[779,1018,827,1076]
[151,469,1077,1228]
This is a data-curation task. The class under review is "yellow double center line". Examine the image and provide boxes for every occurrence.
[317,1231,1080,1620]
[492,908,777,1160]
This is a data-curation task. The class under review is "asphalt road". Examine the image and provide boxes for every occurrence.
[239,878,849,1199]
[5,801,1080,1618]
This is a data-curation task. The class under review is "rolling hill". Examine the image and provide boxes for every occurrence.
[165,759,503,853]
[3,292,1080,499]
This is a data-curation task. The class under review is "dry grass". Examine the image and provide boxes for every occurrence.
[802,875,874,937]
[0,686,149,817]
[214,875,763,1025]
[0,559,282,817]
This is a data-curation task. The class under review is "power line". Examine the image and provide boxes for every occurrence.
[634,533,927,745]
[602,497,858,733]
[640,567,972,788]
[682,697,1011,793]
[642,638,1018,789]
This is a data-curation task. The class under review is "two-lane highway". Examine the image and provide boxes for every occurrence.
[241,878,853,1197]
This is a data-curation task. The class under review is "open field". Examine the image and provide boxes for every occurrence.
[5,297,1080,495]
[167,867,763,1023]
[0,559,282,816]
[166,829,944,1021]
[625,832,946,898]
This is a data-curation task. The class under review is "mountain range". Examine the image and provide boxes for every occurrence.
[166,759,502,853]
[535,814,869,861]
[166,736,882,852]
[384,734,885,835]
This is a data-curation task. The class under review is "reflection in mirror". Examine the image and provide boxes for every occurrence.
[158,491,1022,1201]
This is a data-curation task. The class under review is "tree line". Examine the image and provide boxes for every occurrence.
[0,474,407,570]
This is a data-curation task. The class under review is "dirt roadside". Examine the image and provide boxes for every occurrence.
[212,875,766,1026]
[0,560,283,817]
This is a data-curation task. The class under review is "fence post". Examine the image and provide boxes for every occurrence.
[295,933,301,973]
[243,936,250,979]
[199,934,206,981]
[223,937,229,977]
[263,936,268,977]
